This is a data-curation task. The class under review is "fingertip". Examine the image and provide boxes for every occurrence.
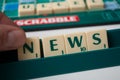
[7,29,26,49]
[0,25,26,51]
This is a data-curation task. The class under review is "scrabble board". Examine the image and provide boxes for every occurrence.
[0,0,120,31]
[0,0,120,80]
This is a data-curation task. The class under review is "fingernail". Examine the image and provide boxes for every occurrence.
[5,31,18,48]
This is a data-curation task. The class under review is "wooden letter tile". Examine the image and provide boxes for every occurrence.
[52,2,69,14]
[18,4,35,16]
[42,35,66,57]
[18,37,41,61]
[67,0,86,12]
[64,32,87,54]
[86,0,104,10]
[85,29,109,51]
[36,3,53,15]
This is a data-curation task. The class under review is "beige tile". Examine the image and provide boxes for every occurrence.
[52,2,69,14]
[67,0,86,12]
[86,0,104,10]
[18,4,35,16]
[64,32,87,54]
[85,29,108,51]
[36,3,53,15]
[18,37,41,61]
[42,35,66,57]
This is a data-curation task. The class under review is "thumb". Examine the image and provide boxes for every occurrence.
[0,24,26,51]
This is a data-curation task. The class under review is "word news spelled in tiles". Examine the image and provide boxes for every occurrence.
[18,29,109,61]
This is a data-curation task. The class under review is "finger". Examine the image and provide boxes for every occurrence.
[0,24,26,51]
[0,12,18,27]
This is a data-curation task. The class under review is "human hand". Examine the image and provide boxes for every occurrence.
[0,12,26,51]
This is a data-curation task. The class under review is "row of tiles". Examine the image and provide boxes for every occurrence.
[18,0,104,16]
[18,29,109,61]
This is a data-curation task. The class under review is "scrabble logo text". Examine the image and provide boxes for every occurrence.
[14,15,79,26]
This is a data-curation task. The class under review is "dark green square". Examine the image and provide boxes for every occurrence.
[5,0,18,3]
[0,4,3,11]
[0,0,4,5]
[37,0,50,3]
